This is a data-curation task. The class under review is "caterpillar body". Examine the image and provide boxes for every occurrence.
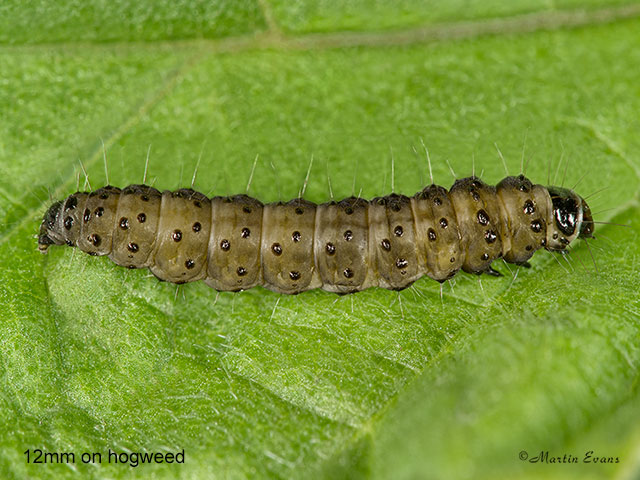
[38,175,594,295]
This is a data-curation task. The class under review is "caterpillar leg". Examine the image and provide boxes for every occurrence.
[484,266,503,277]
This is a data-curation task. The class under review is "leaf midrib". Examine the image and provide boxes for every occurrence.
[1,4,639,52]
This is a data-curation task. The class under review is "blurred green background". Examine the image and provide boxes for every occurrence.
[1,1,639,479]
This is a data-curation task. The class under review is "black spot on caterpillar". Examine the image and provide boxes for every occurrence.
[38,175,594,295]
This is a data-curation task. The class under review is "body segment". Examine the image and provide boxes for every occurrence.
[109,184,162,268]
[315,197,371,293]
[206,195,264,291]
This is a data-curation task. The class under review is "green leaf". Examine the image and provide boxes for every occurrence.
[1,2,639,479]
[0,0,265,43]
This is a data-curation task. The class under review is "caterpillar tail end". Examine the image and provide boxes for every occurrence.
[38,200,66,253]
[38,236,53,253]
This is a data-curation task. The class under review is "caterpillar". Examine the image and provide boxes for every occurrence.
[38,174,594,295]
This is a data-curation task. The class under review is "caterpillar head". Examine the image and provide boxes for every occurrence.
[545,186,594,251]
[38,200,65,252]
